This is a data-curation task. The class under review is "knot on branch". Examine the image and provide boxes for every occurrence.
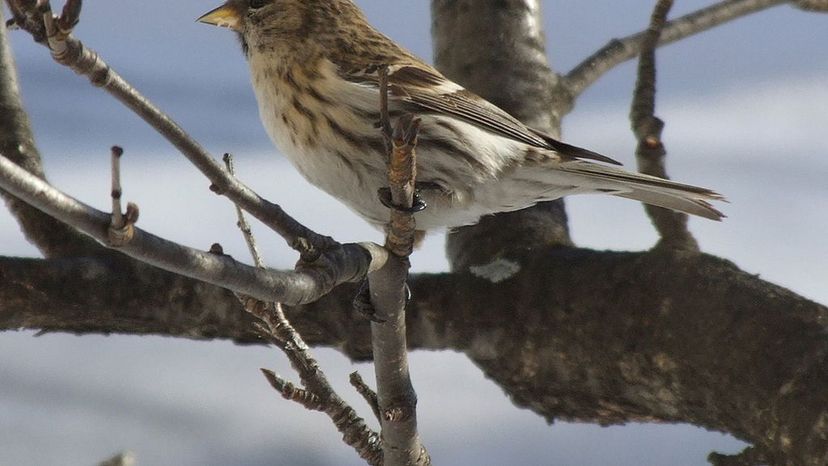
[107,202,138,247]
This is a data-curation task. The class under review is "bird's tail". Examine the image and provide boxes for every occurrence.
[558,161,726,220]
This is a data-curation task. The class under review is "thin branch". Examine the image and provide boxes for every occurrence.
[223,153,264,268]
[0,152,385,305]
[563,0,790,99]
[629,0,699,251]
[247,300,383,466]
[368,71,430,465]
[260,369,325,411]
[8,0,334,259]
[350,372,381,422]
[223,171,383,464]
[384,115,421,258]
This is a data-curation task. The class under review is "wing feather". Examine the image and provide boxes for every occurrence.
[340,64,622,165]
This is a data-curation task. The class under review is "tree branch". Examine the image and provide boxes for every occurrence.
[7,0,335,258]
[251,301,383,466]
[226,181,383,465]
[0,153,385,305]
[2,250,826,462]
[368,99,429,464]
[0,5,103,257]
[629,0,700,251]
[432,0,573,271]
[563,0,791,100]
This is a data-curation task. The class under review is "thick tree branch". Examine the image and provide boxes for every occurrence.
[432,0,573,271]
[0,153,385,305]
[2,250,826,463]
[563,0,791,100]
[0,6,102,256]
[629,0,700,251]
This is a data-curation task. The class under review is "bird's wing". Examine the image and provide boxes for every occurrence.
[340,63,621,166]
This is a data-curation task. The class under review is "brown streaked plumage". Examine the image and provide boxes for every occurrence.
[198,0,724,231]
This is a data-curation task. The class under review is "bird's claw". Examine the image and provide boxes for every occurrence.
[377,187,427,213]
[353,280,386,323]
[352,281,413,323]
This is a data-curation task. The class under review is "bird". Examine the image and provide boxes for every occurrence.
[197,0,724,233]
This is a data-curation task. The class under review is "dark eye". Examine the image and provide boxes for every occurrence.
[249,0,267,8]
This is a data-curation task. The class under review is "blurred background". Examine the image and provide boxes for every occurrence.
[1,1,826,464]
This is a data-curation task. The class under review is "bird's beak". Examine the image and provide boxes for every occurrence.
[197,1,243,31]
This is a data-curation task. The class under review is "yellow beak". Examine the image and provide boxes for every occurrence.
[197,1,243,31]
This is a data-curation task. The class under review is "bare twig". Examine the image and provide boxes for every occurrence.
[350,371,381,421]
[220,166,382,464]
[9,0,335,259]
[385,115,421,258]
[0,153,385,305]
[244,299,383,466]
[107,145,139,246]
[563,0,790,99]
[367,71,430,466]
[260,369,325,411]
[629,0,699,252]
[223,153,264,268]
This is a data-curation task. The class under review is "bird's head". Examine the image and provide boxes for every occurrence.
[197,0,366,56]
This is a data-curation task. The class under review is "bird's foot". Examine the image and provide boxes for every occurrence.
[377,187,427,213]
[353,279,385,323]
[352,280,413,323]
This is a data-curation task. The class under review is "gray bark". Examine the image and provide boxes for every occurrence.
[2,251,827,463]
[432,0,573,270]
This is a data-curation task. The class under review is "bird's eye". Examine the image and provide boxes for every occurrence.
[249,0,267,9]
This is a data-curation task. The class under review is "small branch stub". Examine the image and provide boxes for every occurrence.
[350,371,381,421]
[108,146,138,246]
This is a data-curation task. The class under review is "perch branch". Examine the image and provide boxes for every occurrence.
[629,0,699,251]
[367,70,430,466]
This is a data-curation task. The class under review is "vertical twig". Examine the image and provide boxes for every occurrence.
[368,70,430,466]
[630,0,700,252]
[223,153,264,268]
[107,145,138,246]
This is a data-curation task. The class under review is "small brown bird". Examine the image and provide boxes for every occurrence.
[198,0,723,231]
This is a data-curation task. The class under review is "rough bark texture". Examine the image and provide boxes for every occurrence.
[432,0,574,270]
[0,8,101,257]
[3,251,827,463]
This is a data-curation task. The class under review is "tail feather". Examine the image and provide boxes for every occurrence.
[559,161,726,220]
